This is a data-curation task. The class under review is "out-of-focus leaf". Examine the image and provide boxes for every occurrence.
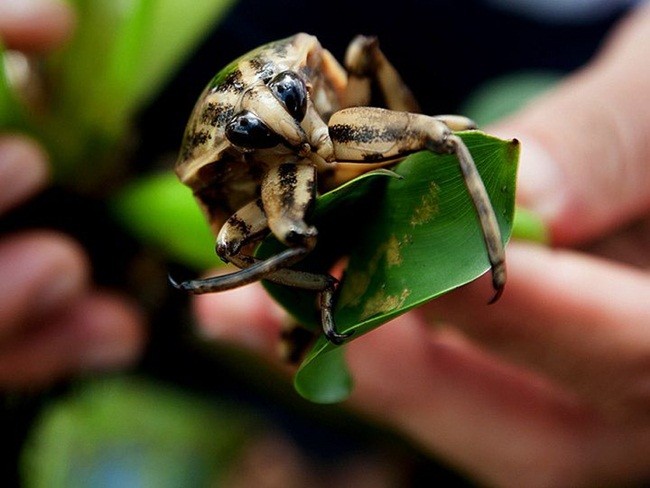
[461,71,561,126]
[111,171,217,269]
[2,0,235,187]
[51,0,236,134]
[21,377,256,488]
[512,205,549,243]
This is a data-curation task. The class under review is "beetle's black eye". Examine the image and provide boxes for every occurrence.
[225,111,282,149]
[268,71,308,121]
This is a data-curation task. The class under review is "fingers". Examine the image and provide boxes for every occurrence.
[493,4,650,245]
[0,0,76,51]
[192,283,650,486]
[0,231,89,339]
[194,282,286,355]
[0,231,145,389]
[0,291,145,389]
[424,242,650,418]
[0,136,49,213]
[348,319,650,487]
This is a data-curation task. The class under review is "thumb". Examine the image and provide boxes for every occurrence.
[493,4,650,245]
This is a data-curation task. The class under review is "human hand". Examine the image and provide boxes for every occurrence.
[190,4,650,487]
[0,0,144,389]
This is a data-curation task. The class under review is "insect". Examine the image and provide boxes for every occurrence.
[172,33,506,345]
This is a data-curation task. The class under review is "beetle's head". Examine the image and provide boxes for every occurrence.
[225,70,311,154]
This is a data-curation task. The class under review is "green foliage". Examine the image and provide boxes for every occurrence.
[461,71,561,126]
[110,172,217,269]
[0,0,236,188]
[257,132,519,402]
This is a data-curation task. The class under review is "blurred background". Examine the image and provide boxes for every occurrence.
[0,0,636,486]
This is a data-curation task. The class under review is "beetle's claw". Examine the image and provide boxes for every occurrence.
[487,260,507,304]
[487,284,504,305]
[168,273,188,291]
[325,329,354,346]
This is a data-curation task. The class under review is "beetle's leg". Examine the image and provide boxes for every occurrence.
[260,163,318,248]
[433,115,478,131]
[173,164,351,344]
[343,35,420,112]
[329,107,506,301]
[227,260,349,345]
[171,199,311,292]
[259,162,351,344]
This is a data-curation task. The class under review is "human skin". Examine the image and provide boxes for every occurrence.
[192,3,650,487]
[0,0,144,389]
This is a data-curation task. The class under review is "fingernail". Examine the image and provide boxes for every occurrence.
[26,237,87,315]
[0,0,76,52]
[1,236,85,317]
[0,137,48,212]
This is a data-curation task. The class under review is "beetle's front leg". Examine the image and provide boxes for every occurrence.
[259,163,352,344]
[329,107,506,301]
[171,198,311,293]
[172,163,352,345]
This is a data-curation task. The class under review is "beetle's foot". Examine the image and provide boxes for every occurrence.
[319,276,354,345]
[425,131,454,156]
[325,328,354,346]
[168,273,189,291]
[345,35,379,76]
[168,273,208,293]
[487,260,507,304]
[488,285,504,305]
[284,224,317,249]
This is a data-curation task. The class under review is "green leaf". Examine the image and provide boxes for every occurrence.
[129,0,237,110]
[52,0,236,131]
[111,172,217,269]
[293,346,353,404]
[257,131,519,402]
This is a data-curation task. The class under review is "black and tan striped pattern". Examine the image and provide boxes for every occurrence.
[261,163,317,247]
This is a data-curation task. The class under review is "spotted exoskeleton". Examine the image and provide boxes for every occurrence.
[173,33,506,345]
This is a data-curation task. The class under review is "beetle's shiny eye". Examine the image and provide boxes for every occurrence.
[225,111,282,149]
[268,71,308,122]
